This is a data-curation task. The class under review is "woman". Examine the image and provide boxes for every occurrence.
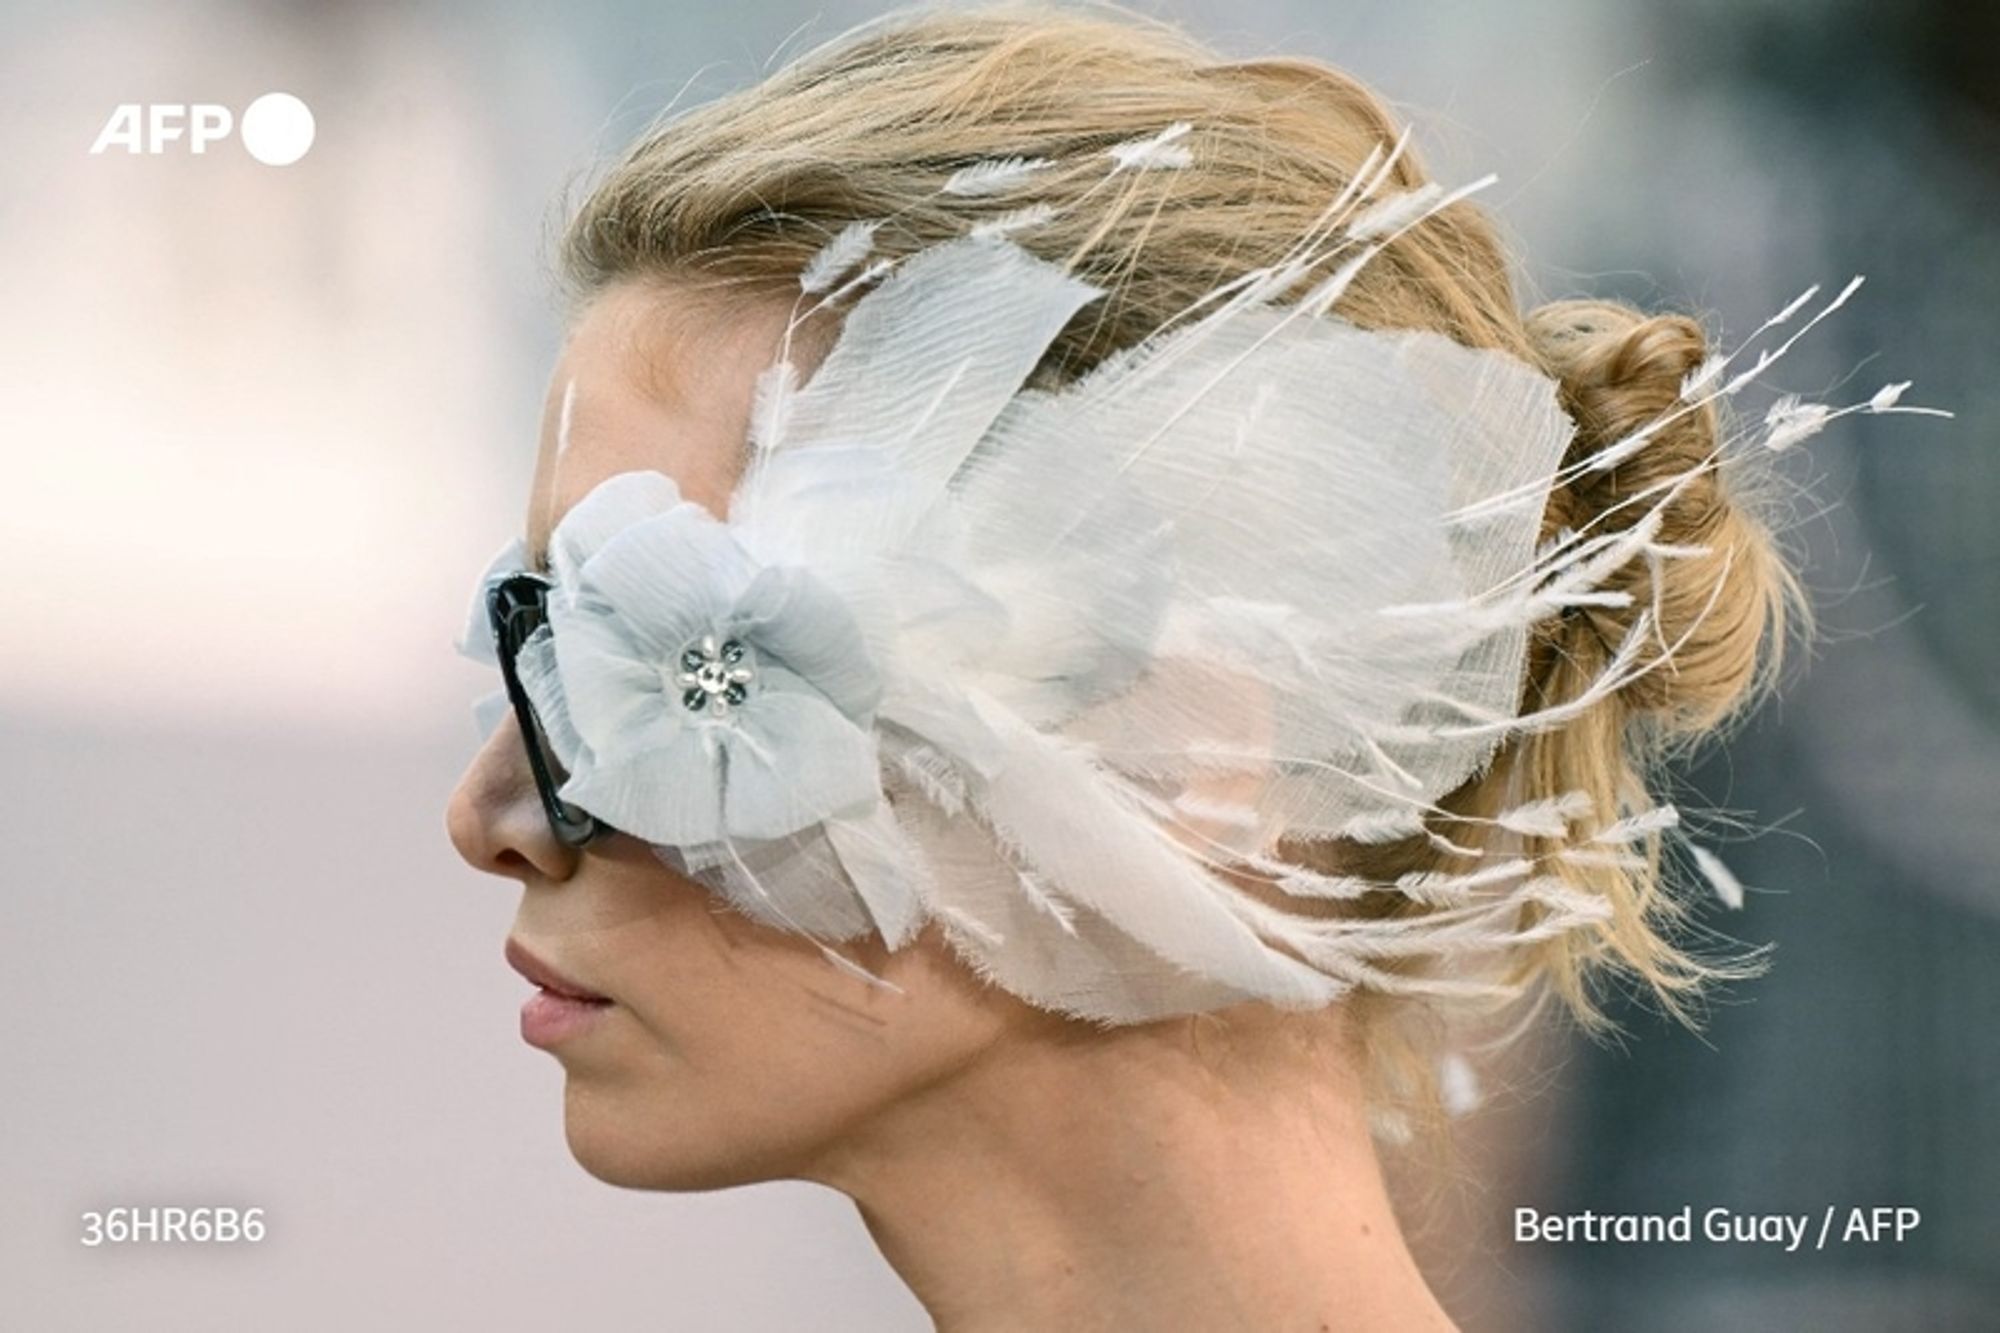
[446,7,1934,1327]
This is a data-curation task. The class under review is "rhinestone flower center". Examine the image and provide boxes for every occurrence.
[675,634,755,716]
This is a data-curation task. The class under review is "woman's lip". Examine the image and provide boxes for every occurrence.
[519,990,612,1048]
[504,936,611,1002]
[506,938,614,1049]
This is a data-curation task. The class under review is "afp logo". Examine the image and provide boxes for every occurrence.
[90,92,315,166]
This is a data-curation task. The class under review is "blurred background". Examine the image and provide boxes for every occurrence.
[1,1,1993,1329]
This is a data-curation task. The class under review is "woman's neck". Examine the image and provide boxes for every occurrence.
[807,1010,1456,1332]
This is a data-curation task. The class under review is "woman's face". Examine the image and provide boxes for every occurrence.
[445,280,1036,1192]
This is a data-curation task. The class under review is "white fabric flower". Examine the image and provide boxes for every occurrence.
[519,472,884,846]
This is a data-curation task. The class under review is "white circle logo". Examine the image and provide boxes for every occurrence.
[239,92,315,167]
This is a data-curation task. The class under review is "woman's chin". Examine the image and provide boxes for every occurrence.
[558,1080,797,1192]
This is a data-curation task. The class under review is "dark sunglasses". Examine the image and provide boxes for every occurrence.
[485,572,612,848]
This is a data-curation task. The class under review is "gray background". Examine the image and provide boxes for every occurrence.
[2,1,1994,1329]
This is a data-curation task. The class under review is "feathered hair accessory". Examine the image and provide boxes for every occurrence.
[460,130,1946,1023]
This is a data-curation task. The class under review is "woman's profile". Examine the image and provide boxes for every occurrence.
[445,7,1941,1327]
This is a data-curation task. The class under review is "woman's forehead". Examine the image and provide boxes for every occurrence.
[523,282,795,564]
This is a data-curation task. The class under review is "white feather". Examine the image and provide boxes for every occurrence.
[944,156,1053,196]
[1299,245,1379,317]
[553,377,578,457]
[819,257,895,305]
[969,203,1057,240]
[1344,182,1443,241]
[1106,121,1193,172]
[1689,843,1747,910]
[1593,805,1681,844]
[1680,351,1729,400]
[1771,283,1821,324]
[1763,394,1832,452]
[1438,1053,1483,1117]
[895,745,969,816]
[823,806,933,949]
[1427,829,1484,858]
[1337,807,1429,844]
[1271,866,1378,900]
[1495,790,1594,838]
[1868,380,1911,412]
[931,903,1005,950]
[733,238,1102,566]
[1014,870,1080,937]
[1720,346,1780,398]
[1370,1109,1415,1144]
[1557,847,1647,871]
[1542,589,1634,611]
[747,360,798,451]
[1347,172,1498,243]
[799,220,880,295]
[1169,792,1262,830]
[976,706,1342,1006]
[1393,858,1534,905]
[717,840,903,989]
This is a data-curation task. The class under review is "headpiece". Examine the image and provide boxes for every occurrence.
[461,128,1945,1023]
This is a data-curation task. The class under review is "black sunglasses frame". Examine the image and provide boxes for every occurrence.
[485,572,611,848]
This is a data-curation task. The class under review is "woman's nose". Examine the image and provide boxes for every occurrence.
[446,716,581,884]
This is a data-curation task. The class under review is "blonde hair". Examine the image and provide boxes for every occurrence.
[559,4,1801,1090]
